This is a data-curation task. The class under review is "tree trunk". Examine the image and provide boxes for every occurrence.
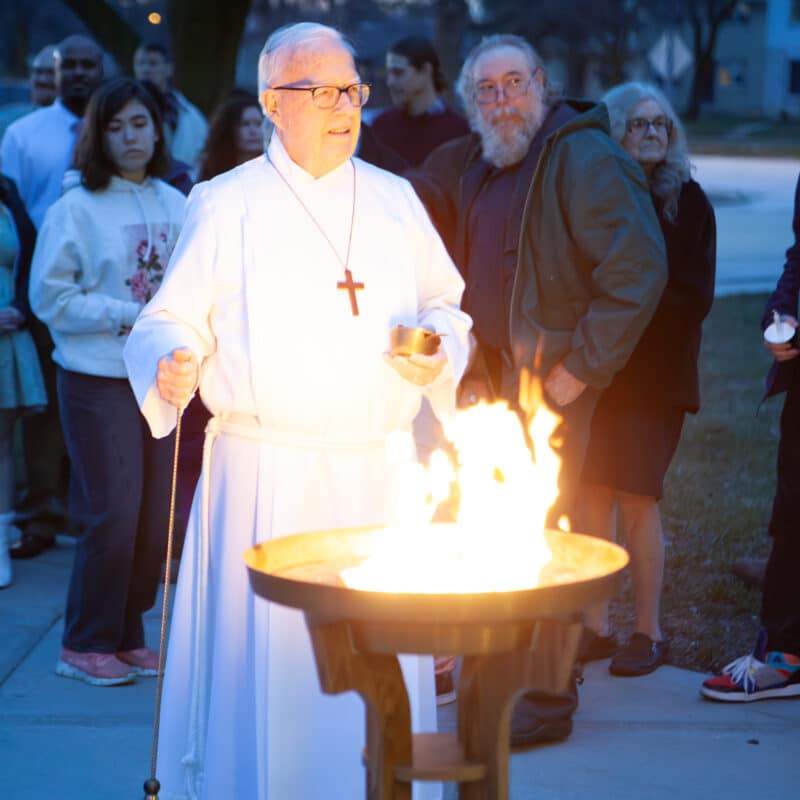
[435,0,469,105]
[684,0,737,120]
[566,51,588,97]
[167,0,252,115]
[61,0,140,72]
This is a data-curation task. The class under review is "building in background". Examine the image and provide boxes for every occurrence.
[763,0,800,118]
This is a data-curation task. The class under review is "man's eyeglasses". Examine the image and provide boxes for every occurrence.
[625,116,673,136]
[474,73,535,105]
[271,82,371,110]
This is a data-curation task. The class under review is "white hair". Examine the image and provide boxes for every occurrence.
[257,22,354,100]
[602,81,691,223]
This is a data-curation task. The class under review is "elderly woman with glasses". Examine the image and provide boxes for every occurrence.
[576,81,716,677]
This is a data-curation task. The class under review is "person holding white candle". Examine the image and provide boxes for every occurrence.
[701,173,800,702]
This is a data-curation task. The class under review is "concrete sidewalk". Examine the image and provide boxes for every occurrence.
[1,538,798,799]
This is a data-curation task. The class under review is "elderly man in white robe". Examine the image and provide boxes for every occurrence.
[123,21,471,800]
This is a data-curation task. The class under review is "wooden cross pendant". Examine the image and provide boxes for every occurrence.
[337,269,365,316]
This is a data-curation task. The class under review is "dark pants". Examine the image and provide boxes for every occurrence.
[492,353,598,731]
[16,319,70,535]
[58,368,174,653]
[762,385,800,654]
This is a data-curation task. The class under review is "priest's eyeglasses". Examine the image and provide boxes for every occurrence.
[272,82,371,109]
[626,116,673,136]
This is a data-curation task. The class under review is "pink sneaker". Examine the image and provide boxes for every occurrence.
[117,647,160,676]
[56,648,135,686]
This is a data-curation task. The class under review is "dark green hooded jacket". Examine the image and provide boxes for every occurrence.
[509,101,667,391]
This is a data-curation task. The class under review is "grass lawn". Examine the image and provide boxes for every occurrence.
[685,116,800,158]
[608,292,784,675]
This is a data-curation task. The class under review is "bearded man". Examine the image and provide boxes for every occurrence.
[415,34,667,747]
[124,21,470,800]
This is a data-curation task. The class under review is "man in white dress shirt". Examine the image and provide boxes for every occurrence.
[1,35,104,230]
[124,22,471,800]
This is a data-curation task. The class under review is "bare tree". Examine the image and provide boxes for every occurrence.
[167,0,252,113]
[434,0,470,102]
[61,0,252,114]
[476,0,647,96]
[61,0,140,71]
[680,0,739,119]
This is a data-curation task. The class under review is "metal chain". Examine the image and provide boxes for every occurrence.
[266,155,356,274]
[144,407,183,799]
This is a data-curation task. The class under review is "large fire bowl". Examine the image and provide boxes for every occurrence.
[245,525,628,800]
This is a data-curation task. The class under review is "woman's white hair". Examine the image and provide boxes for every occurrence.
[602,81,691,223]
[257,22,354,100]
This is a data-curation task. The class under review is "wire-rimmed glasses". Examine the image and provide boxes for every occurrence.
[625,116,673,136]
[474,70,539,105]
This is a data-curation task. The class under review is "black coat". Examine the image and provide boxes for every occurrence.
[593,179,716,412]
[0,173,37,323]
[358,123,408,176]
[763,173,800,398]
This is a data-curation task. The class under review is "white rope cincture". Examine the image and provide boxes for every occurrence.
[181,415,219,799]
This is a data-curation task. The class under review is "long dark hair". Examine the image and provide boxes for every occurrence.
[198,91,262,181]
[388,36,447,93]
[73,77,170,191]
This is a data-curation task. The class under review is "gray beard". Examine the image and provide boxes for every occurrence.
[476,104,545,169]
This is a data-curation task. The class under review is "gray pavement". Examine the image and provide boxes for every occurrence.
[1,537,798,799]
[694,155,800,296]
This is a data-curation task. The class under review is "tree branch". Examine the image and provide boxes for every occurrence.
[60,0,139,70]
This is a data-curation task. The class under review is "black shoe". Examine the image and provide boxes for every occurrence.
[510,702,573,749]
[609,633,669,677]
[9,531,56,560]
[510,685,577,750]
[577,628,618,663]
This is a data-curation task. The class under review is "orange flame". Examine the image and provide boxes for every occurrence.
[342,372,563,594]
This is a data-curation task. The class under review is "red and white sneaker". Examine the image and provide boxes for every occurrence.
[56,648,135,686]
[117,647,160,677]
[701,633,800,703]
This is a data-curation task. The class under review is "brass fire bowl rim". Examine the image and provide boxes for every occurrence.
[389,325,443,356]
[244,525,629,626]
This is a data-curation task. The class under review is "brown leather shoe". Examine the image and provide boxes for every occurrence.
[731,557,767,590]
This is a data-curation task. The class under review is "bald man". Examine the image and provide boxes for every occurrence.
[2,35,104,228]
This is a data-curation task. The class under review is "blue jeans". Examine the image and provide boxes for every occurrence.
[58,368,174,653]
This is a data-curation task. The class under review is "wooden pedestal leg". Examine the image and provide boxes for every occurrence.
[305,617,413,800]
[457,619,583,800]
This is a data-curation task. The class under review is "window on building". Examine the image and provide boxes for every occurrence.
[790,61,800,95]
[718,59,747,89]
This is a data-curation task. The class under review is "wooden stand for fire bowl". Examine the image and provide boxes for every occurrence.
[245,525,628,800]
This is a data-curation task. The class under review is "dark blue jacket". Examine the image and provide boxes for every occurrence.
[0,173,36,323]
[763,173,800,397]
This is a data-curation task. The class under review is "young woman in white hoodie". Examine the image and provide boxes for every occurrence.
[30,77,186,686]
